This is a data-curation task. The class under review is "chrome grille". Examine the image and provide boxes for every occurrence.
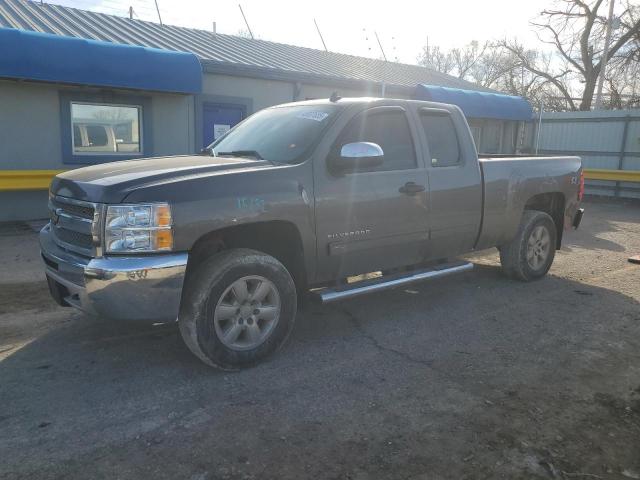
[50,197,94,219]
[49,196,101,257]
[54,228,93,248]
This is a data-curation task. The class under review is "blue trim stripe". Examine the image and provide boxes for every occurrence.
[0,28,202,94]
[414,84,533,121]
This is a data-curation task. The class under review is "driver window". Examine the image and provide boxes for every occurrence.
[336,111,417,172]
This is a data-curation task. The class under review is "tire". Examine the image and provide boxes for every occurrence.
[499,210,557,282]
[179,248,297,370]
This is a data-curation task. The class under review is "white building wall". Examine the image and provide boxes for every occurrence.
[202,74,295,111]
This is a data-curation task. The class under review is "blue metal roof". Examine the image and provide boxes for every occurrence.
[0,27,202,94]
[414,84,533,121]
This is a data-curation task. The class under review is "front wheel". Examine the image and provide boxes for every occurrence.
[499,210,557,282]
[179,248,297,369]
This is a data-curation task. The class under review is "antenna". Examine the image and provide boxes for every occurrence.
[314,18,328,52]
[238,4,254,39]
[374,31,387,61]
[153,0,163,26]
[129,5,133,19]
[212,21,217,36]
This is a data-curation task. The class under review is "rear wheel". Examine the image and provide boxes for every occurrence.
[179,248,297,369]
[499,210,557,282]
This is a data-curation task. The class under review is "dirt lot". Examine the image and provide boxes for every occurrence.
[1,198,640,480]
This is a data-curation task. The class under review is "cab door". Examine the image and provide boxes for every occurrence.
[413,107,482,259]
[313,105,429,281]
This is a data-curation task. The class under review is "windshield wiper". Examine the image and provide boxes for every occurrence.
[216,150,263,160]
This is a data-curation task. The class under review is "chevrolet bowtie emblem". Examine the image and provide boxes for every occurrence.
[51,208,62,225]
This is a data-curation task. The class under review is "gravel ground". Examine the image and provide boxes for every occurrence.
[1,198,639,480]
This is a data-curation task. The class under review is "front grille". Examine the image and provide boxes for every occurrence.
[49,196,100,256]
[51,197,94,219]
[54,228,93,248]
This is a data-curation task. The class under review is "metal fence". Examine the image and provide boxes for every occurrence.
[531,109,640,199]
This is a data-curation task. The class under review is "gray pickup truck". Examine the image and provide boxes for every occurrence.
[41,97,584,369]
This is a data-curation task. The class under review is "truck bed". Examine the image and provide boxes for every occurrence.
[475,155,582,250]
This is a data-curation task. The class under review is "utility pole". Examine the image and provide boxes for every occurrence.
[595,0,615,110]
[153,0,163,26]
[314,18,328,52]
[374,31,387,61]
[238,4,254,39]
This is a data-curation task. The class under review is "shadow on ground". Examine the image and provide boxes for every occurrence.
[1,259,639,480]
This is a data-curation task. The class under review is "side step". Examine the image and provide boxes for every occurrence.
[315,261,473,303]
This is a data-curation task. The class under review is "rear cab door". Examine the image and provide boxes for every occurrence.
[312,102,430,281]
[410,105,483,259]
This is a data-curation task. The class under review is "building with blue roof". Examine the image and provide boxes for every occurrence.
[0,0,532,221]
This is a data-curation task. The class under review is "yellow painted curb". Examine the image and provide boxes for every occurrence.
[0,170,66,191]
[584,168,640,183]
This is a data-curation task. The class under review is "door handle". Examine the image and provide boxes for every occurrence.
[399,182,425,195]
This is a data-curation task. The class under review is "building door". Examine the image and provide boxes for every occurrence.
[202,103,246,148]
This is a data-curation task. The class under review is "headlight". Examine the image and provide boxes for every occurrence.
[105,203,173,253]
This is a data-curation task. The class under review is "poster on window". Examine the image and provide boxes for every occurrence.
[213,124,231,140]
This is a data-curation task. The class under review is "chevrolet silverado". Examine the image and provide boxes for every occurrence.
[41,97,584,369]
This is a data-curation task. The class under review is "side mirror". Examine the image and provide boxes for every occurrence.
[330,142,384,172]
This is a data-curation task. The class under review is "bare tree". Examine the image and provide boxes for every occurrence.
[452,41,490,79]
[605,54,640,108]
[418,41,493,81]
[418,41,548,101]
[417,44,456,75]
[501,0,640,110]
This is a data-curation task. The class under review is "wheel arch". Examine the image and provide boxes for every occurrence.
[523,192,565,249]
[186,220,308,292]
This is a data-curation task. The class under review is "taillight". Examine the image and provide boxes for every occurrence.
[578,170,585,201]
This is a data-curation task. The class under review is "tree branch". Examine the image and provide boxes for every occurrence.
[532,22,585,73]
[500,41,577,110]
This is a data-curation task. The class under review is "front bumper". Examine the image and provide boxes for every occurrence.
[40,224,188,322]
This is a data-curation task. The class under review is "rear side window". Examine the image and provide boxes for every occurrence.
[420,113,461,167]
[337,110,417,172]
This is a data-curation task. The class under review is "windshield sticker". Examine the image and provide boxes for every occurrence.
[297,111,329,122]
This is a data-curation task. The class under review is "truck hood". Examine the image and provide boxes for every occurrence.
[50,155,274,203]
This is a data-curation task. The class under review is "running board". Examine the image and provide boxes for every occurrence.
[315,261,474,303]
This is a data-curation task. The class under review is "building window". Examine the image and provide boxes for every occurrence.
[70,103,141,154]
[60,92,151,165]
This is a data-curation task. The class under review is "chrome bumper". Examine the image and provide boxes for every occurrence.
[40,224,188,322]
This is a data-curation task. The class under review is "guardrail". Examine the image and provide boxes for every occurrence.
[0,170,65,191]
[0,168,639,193]
[583,168,640,183]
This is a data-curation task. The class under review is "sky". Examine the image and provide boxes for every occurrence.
[50,0,549,64]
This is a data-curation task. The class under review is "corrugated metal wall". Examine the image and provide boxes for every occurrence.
[530,109,640,199]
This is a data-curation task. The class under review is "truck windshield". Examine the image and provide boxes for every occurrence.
[209,104,341,164]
